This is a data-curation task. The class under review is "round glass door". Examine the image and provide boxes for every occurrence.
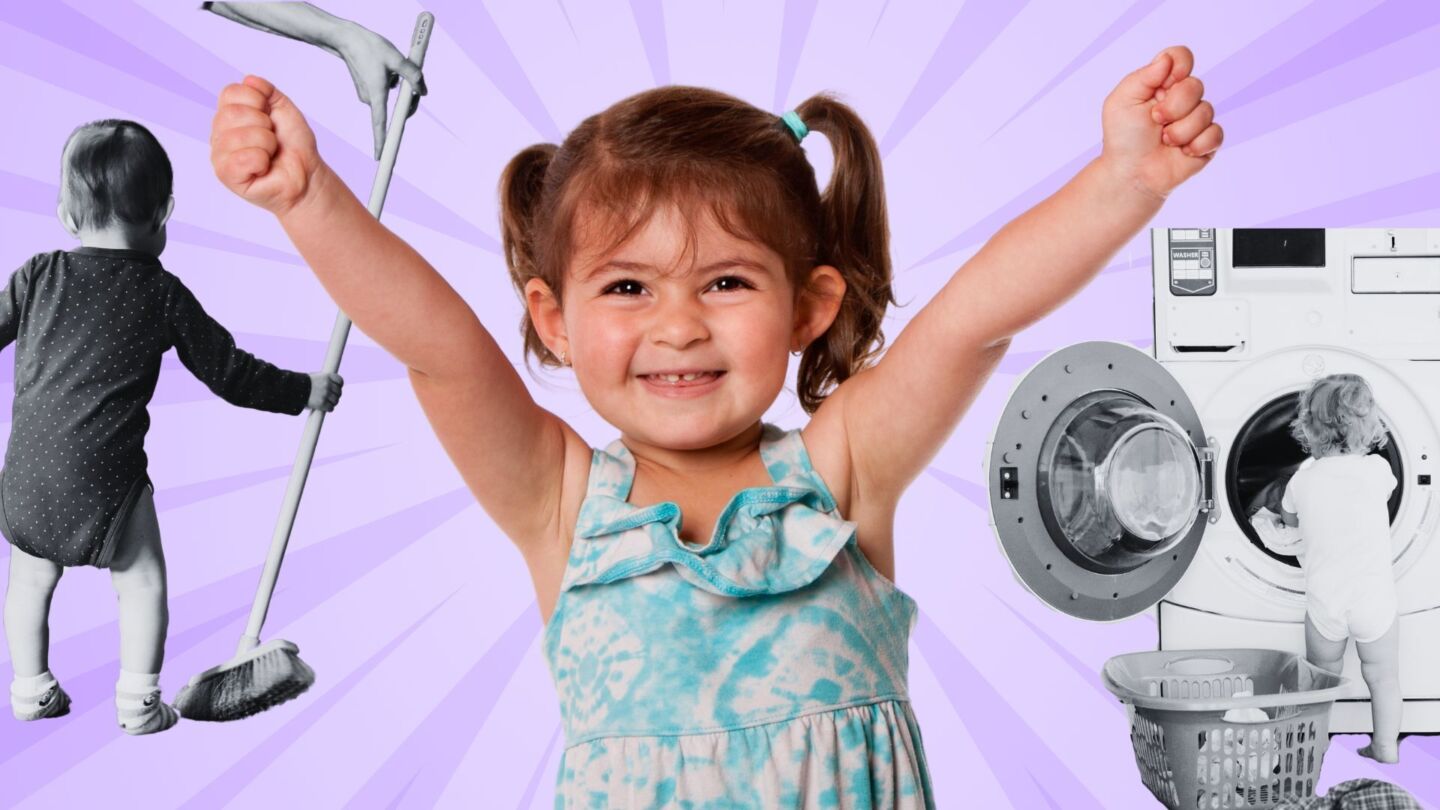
[1042,394,1204,573]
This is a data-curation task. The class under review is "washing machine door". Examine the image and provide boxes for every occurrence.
[988,341,1214,620]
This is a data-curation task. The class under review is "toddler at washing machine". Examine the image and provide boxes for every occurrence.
[1271,373,1400,763]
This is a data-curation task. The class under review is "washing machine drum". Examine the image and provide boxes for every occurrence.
[990,342,1213,620]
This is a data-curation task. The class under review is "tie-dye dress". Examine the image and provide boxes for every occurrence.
[543,422,934,808]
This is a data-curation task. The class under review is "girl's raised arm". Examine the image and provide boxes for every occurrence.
[827,47,1222,504]
[211,76,577,552]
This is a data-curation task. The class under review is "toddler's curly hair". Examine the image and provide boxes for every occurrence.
[1290,373,1388,457]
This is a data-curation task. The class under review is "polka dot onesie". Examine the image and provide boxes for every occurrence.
[0,247,311,567]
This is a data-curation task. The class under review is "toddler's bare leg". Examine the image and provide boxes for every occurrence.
[5,546,62,677]
[108,488,167,674]
[1303,614,1346,675]
[1356,620,1401,763]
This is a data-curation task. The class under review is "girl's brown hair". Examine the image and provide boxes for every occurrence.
[499,86,894,414]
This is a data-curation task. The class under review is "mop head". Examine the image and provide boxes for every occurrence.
[174,639,315,722]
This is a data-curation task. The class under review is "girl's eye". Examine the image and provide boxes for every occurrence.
[602,279,645,296]
[711,275,754,292]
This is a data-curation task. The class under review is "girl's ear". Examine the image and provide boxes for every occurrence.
[792,265,846,351]
[525,277,569,359]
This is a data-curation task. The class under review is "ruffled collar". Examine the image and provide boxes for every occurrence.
[562,423,856,597]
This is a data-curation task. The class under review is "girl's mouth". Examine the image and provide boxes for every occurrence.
[639,371,726,396]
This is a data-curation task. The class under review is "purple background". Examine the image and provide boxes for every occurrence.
[2,0,1439,807]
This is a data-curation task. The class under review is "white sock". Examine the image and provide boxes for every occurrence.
[11,670,57,698]
[116,669,176,735]
[117,670,160,693]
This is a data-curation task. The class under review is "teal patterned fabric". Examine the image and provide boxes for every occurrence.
[544,423,934,808]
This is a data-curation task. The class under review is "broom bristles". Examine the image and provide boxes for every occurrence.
[175,644,314,722]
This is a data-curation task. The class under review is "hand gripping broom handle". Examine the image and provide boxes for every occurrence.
[238,12,435,655]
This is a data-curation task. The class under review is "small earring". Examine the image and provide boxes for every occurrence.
[558,349,569,367]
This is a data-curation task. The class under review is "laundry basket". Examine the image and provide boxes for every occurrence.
[1102,649,1348,809]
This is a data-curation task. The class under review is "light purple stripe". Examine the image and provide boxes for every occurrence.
[514,725,562,809]
[178,592,459,810]
[925,465,986,510]
[913,611,1105,809]
[356,604,543,808]
[555,1,580,43]
[1260,171,1440,226]
[420,0,563,142]
[905,148,1095,271]
[867,1,892,43]
[987,0,1164,141]
[988,589,1129,710]
[772,0,819,112]
[628,0,669,87]
[154,446,385,512]
[879,0,1029,157]
[164,223,306,267]
[2,1,212,106]
[1221,0,1438,114]
[1218,23,1440,156]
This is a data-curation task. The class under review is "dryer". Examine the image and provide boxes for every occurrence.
[987,228,1440,733]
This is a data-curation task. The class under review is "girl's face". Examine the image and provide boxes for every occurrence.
[550,204,805,451]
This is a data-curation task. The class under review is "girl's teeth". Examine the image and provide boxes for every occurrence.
[652,372,714,383]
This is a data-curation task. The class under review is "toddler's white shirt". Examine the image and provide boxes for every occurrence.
[1281,454,1396,600]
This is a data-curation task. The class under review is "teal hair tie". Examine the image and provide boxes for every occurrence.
[780,110,808,143]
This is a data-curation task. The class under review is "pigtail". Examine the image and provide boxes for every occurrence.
[499,144,560,366]
[792,95,896,414]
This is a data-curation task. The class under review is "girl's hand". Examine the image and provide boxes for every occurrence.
[1101,46,1223,198]
[211,76,322,216]
[307,371,343,412]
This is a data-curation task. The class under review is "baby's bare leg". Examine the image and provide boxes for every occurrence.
[108,488,179,734]
[5,546,62,677]
[1303,613,1346,675]
[108,488,167,674]
[1356,620,1401,763]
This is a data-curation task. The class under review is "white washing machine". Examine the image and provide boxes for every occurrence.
[987,228,1440,734]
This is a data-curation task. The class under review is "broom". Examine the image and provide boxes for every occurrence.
[175,11,435,722]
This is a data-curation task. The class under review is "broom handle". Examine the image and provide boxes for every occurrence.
[238,11,435,655]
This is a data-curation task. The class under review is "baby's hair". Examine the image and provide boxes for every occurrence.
[1289,373,1388,457]
[61,119,173,233]
[499,86,895,414]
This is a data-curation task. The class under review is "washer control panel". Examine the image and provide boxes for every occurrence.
[1169,228,1216,296]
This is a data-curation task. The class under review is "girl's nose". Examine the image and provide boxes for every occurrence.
[648,297,710,349]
